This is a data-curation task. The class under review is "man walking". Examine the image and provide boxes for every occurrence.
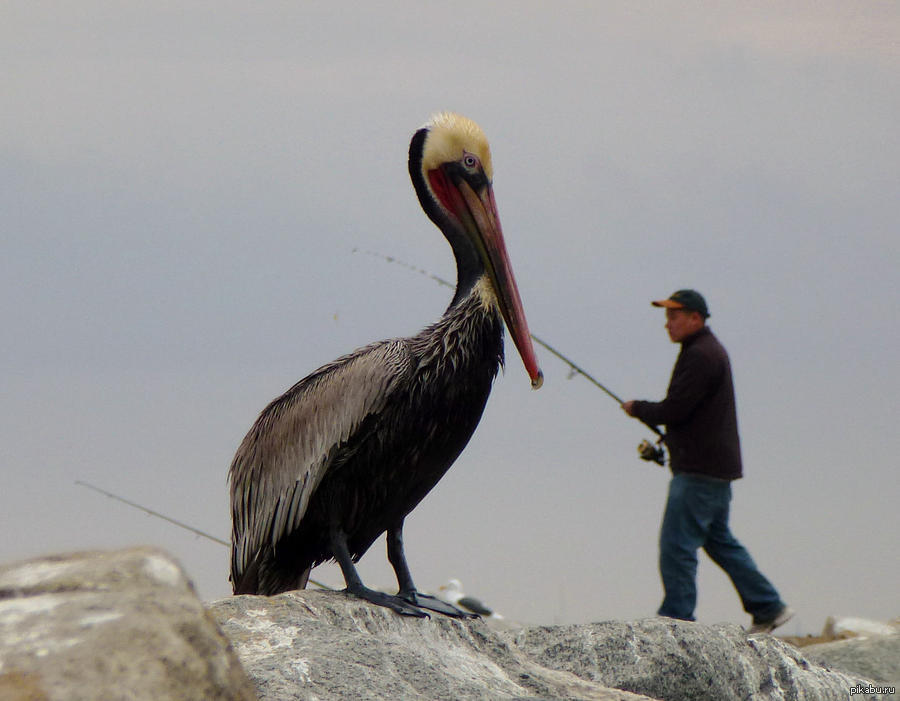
[622,289,792,633]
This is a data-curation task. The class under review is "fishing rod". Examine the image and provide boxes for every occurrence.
[353,248,667,464]
[77,249,667,555]
[74,480,334,590]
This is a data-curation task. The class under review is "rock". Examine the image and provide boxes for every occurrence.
[209,590,649,700]
[3,547,893,701]
[502,618,890,701]
[0,547,256,701]
[803,634,899,688]
[823,616,900,638]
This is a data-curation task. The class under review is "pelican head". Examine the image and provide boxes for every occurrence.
[409,112,543,389]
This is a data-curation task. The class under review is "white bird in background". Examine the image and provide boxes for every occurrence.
[437,579,503,620]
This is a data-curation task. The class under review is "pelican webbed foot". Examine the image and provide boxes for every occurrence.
[343,584,430,618]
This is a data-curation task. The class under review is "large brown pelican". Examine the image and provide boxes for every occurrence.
[229,112,543,617]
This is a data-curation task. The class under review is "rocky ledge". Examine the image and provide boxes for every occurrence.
[1,547,895,700]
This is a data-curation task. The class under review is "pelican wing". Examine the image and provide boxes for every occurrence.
[229,339,413,584]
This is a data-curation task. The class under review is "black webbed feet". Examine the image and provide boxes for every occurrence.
[344,585,430,618]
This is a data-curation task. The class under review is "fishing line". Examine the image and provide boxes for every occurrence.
[77,250,668,558]
[352,247,665,442]
[75,480,333,590]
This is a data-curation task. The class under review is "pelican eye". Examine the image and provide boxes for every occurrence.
[462,153,479,170]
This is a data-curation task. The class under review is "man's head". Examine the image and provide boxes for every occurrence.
[651,289,709,343]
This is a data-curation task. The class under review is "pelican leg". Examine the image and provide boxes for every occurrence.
[329,527,427,617]
[387,523,478,619]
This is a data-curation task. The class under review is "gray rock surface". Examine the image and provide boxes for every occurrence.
[502,618,891,701]
[210,590,648,700]
[211,589,893,701]
[803,633,899,688]
[0,547,256,701]
[2,547,894,701]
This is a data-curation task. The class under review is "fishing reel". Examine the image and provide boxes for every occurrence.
[637,439,666,466]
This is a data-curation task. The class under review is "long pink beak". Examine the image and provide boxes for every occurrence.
[454,178,543,389]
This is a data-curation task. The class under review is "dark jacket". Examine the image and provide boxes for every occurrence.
[631,326,743,480]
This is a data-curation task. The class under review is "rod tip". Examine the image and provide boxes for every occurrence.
[531,370,544,390]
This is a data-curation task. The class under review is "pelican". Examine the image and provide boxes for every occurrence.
[229,112,542,617]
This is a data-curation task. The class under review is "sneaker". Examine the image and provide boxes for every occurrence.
[748,606,795,634]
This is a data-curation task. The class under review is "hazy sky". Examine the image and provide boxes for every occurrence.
[3,2,898,633]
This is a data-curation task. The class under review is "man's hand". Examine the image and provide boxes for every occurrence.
[622,400,637,417]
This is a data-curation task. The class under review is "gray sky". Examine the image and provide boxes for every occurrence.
[3,2,898,633]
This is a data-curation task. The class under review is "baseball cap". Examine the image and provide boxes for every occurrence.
[651,289,710,318]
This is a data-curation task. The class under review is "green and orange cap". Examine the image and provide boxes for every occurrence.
[651,289,710,318]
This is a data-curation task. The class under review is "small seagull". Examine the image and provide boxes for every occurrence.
[437,579,502,619]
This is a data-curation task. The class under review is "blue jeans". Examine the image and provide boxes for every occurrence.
[658,473,785,622]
